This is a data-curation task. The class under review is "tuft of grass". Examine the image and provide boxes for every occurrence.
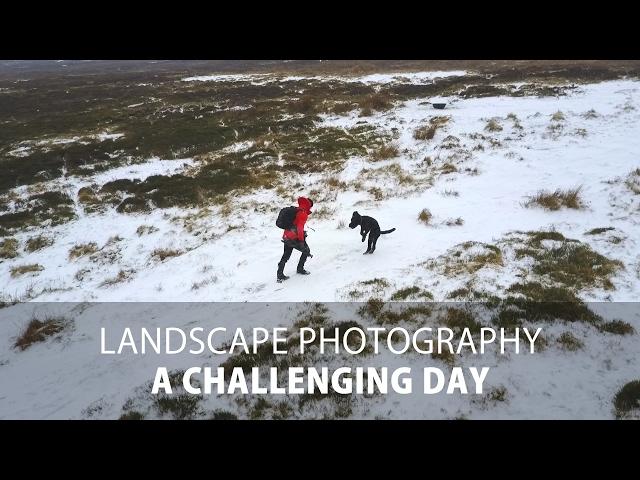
[443,308,483,335]
[136,225,159,236]
[324,176,347,190]
[0,238,19,259]
[445,217,464,226]
[150,248,182,261]
[219,202,234,217]
[191,276,218,291]
[440,135,461,149]
[529,243,623,291]
[485,119,503,132]
[100,269,134,287]
[150,370,204,419]
[74,268,90,282]
[471,384,512,409]
[106,235,123,245]
[491,307,524,330]
[371,305,434,326]
[210,410,238,420]
[322,320,372,350]
[25,235,54,252]
[357,297,386,320]
[390,286,433,301]
[506,281,580,302]
[431,349,455,367]
[358,93,393,116]
[439,163,458,174]
[547,122,563,135]
[487,385,508,403]
[599,320,635,336]
[504,282,602,324]
[613,380,640,418]
[287,94,317,115]
[154,393,202,420]
[370,143,399,161]
[414,117,449,141]
[513,231,572,260]
[275,185,288,197]
[625,168,640,195]
[390,286,420,300]
[329,102,355,115]
[461,243,503,272]
[293,303,331,329]
[10,264,44,278]
[220,340,293,380]
[430,116,450,127]
[360,278,391,288]
[418,208,432,225]
[582,109,599,119]
[119,411,145,420]
[414,124,438,141]
[271,400,295,420]
[557,331,584,351]
[368,187,384,201]
[77,186,97,204]
[530,230,566,242]
[551,110,565,121]
[585,227,615,235]
[524,187,584,211]
[431,242,504,277]
[447,287,472,299]
[516,232,623,290]
[68,242,98,259]
[247,397,273,419]
[14,317,69,351]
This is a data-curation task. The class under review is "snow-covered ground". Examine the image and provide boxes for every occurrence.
[182,70,467,86]
[1,76,639,419]
[3,79,638,303]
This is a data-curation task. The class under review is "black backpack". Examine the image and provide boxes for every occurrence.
[276,206,298,230]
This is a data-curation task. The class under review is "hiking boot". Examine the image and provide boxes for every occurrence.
[277,273,290,283]
[296,268,310,275]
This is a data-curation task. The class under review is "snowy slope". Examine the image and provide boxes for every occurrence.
[3,79,638,303]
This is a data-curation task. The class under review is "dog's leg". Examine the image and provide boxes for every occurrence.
[361,227,367,243]
[365,235,373,254]
[369,233,379,253]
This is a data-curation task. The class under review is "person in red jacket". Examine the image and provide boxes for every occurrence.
[277,196,313,282]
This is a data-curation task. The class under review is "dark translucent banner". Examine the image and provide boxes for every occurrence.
[0,302,638,420]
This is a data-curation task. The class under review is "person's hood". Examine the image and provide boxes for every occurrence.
[298,197,313,213]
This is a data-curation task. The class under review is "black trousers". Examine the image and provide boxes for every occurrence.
[278,239,309,273]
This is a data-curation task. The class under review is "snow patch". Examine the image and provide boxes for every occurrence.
[183,70,468,86]
[95,132,125,142]
[90,158,196,185]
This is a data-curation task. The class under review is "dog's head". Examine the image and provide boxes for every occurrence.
[349,211,361,229]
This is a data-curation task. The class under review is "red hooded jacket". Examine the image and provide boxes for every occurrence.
[283,197,312,242]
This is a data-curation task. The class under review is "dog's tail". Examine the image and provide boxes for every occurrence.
[380,228,396,234]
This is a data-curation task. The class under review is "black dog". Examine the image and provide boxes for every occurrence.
[349,211,396,254]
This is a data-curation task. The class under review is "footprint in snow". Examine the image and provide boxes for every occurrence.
[244,283,266,294]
